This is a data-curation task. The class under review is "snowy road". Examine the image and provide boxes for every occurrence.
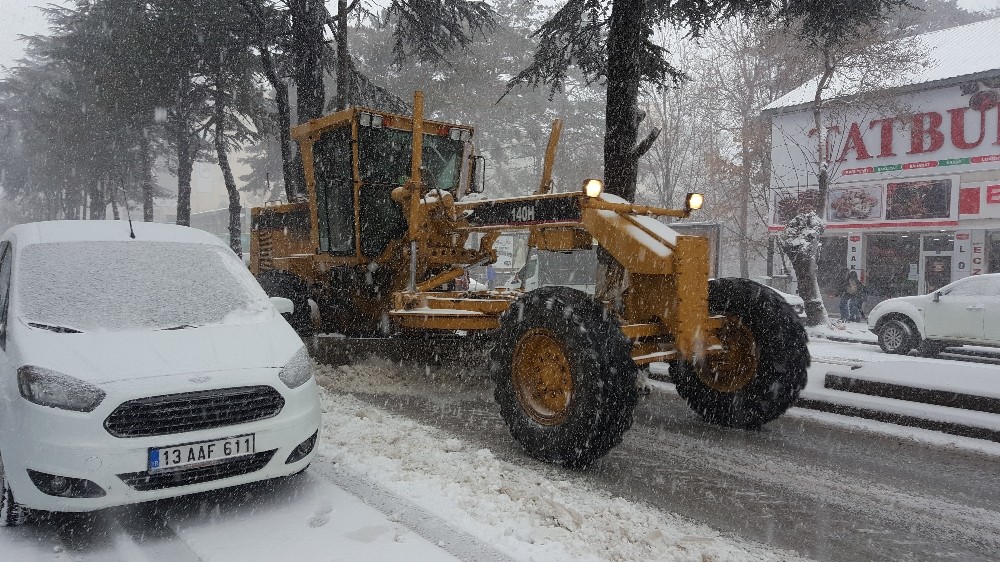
[314,347,1000,562]
[5,338,1000,561]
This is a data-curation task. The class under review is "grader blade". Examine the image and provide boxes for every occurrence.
[307,334,491,373]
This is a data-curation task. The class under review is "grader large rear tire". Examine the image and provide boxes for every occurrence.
[257,270,314,338]
[491,287,638,468]
[671,278,809,429]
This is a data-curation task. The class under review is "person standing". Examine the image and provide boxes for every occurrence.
[839,270,866,322]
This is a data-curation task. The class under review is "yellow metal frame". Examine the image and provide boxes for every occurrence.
[250,91,719,366]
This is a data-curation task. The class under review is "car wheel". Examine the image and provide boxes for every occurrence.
[0,453,27,527]
[878,318,914,355]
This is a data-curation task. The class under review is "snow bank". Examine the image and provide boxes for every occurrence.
[316,362,806,562]
[808,321,878,344]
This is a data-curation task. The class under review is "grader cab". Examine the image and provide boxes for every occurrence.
[250,92,809,467]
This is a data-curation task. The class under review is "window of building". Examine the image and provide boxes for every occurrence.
[867,234,920,298]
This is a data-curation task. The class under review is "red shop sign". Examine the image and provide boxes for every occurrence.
[988,185,1000,204]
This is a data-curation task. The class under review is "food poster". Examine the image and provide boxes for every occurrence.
[826,185,882,222]
[773,189,821,224]
[885,178,954,220]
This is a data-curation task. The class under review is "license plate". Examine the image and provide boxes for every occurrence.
[148,434,255,473]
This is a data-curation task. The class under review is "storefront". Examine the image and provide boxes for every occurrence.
[764,18,1000,302]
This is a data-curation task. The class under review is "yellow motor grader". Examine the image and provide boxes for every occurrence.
[250,92,809,467]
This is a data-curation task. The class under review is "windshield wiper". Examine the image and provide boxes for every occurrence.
[27,322,82,334]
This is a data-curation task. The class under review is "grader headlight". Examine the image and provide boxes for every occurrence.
[685,192,704,212]
[583,179,604,198]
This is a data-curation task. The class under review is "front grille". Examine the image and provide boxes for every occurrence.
[105,386,285,438]
[257,230,274,271]
[118,450,276,491]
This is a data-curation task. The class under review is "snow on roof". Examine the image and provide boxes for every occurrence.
[4,220,228,247]
[765,17,1000,112]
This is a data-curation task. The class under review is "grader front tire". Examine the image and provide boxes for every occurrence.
[491,287,638,468]
[671,278,809,429]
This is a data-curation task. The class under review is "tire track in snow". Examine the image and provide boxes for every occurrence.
[626,424,1000,555]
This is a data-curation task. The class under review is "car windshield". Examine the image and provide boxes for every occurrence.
[16,241,271,332]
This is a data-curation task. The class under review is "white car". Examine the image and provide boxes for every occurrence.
[0,221,321,525]
[867,273,1000,355]
[765,287,807,324]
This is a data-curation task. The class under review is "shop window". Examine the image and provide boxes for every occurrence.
[922,234,954,252]
[989,232,1000,274]
[867,234,920,299]
[817,236,847,297]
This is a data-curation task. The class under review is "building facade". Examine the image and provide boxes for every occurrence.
[765,19,1000,304]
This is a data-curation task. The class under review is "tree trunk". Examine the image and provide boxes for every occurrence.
[597,0,659,308]
[91,177,106,220]
[603,0,644,202]
[109,176,120,220]
[336,0,349,110]
[258,43,299,202]
[215,72,243,256]
[140,133,154,222]
[291,0,326,123]
[738,116,752,279]
[273,78,298,201]
[175,121,194,226]
[787,248,828,325]
[780,50,837,324]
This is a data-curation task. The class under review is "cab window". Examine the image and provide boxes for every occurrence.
[312,127,355,255]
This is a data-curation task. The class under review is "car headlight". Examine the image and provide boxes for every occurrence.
[17,366,106,412]
[278,347,313,389]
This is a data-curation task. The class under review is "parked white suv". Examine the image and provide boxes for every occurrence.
[868,273,1000,355]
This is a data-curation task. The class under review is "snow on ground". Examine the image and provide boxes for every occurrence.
[650,338,1000,458]
[6,335,1000,561]
[807,321,878,344]
[315,363,807,562]
[0,458,465,561]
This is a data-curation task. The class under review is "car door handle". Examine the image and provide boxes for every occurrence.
[967,305,984,310]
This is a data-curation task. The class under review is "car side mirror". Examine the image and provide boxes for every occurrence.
[933,291,942,302]
[270,297,294,315]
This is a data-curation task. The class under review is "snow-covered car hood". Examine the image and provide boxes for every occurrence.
[870,294,927,310]
[13,315,303,385]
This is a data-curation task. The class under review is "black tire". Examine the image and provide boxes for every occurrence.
[918,340,947,357]
[0,453,27,527]
[671,278,809,429]
[490,287,639,468]
[317,295,384,337]
[257,270,314,338]
[877,317,915,355]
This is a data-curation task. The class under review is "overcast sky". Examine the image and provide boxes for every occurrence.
[1,0,999,73]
